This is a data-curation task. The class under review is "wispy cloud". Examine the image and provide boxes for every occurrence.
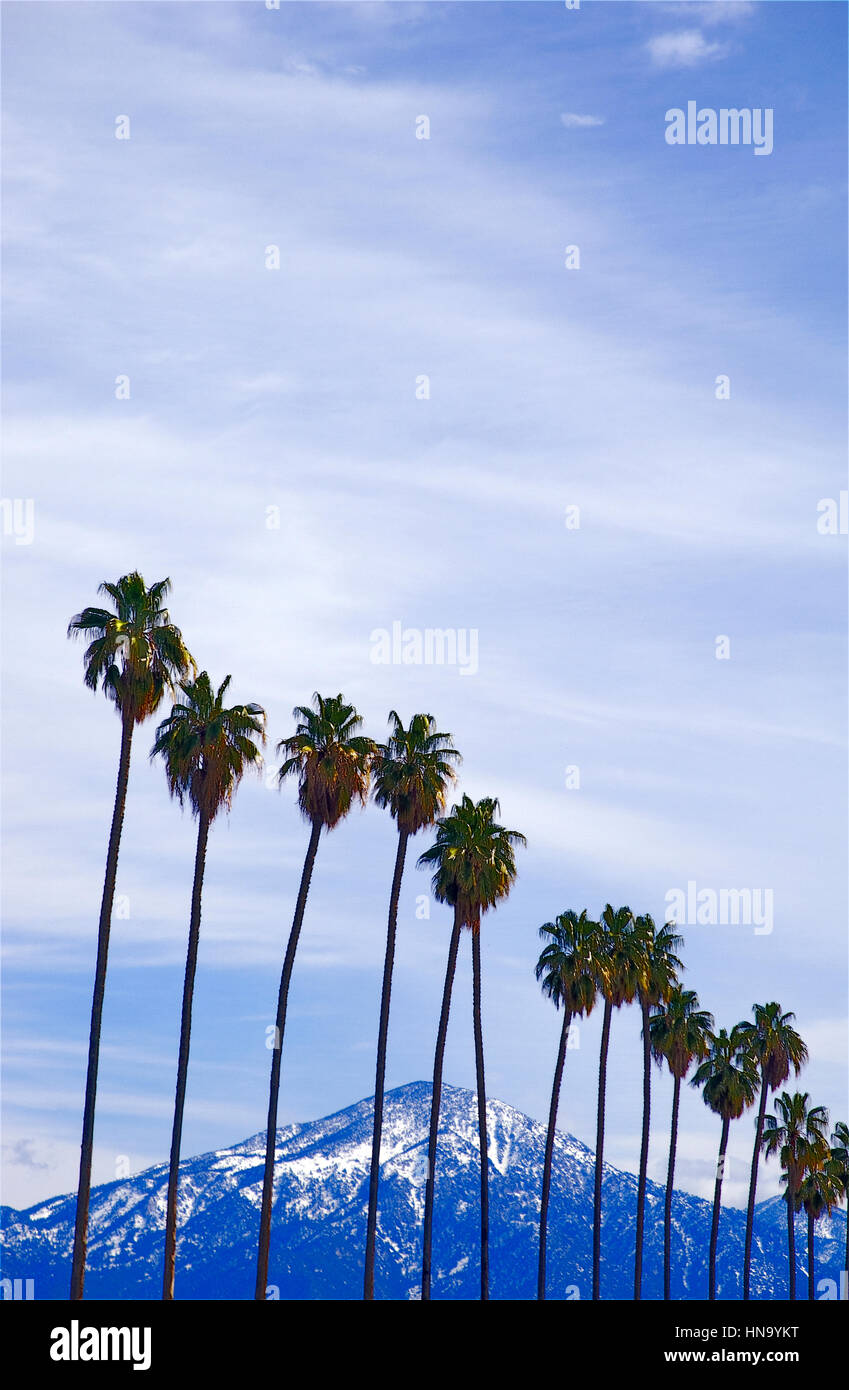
[560,112,605,129]
[647,29,730,68]
[6,1139,50,1172]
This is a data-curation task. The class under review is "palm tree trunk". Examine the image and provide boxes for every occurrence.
[742,1075,768,1300]
[421,905,461,1301]
[663,1074,681,1301]
[634,996,652,1300]
[70,709,134,1301]
[162,809,210,1300]
[807,1209,815,1301]
[787,1190,796,1300]
[363,827,408,1301]
[471,928,489,1301]
[537,1006,572,1300]
[708,1116,730,1301]
[255,815,322,1301]
[592,997,613,1301]
[845,1200,848,1299]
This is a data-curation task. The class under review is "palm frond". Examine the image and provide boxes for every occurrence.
[275,692,375,828]
[68,573,194,724]
[151,670,266,820]
[416,793,525,931]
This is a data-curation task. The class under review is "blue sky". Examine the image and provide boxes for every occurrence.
[2,0,847,1218]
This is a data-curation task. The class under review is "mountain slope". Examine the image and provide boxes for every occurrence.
[2,1082,845,1300]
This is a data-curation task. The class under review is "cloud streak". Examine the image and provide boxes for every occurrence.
[647,29,730,68]
[560,112,605,129]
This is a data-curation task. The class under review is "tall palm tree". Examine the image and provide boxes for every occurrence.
[830,1121,849,1294]
[363,712,460,1301]
[797,1155,840,1302]
[691,1026,759,1300]
[762,1090,829,1300]
[738,1003,807,1300]
[66,572,194,1300]
[633,915,682,1300]
[417,795,525,1301]
[649,987,714,1300]
[534,909,603,1300]
[592,903,642,1301]
[255,693,375,1300]
[152,672,265,1300]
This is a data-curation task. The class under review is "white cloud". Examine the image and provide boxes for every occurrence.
[560,112,605,129]
[647,29,730,68]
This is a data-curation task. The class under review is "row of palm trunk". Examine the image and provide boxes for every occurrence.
[66,573,848,1301]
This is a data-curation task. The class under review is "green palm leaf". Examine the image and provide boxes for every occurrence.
[416,793,525,931]
[68,571,194,723]
[276,692,376,828]
[151,671,266,820]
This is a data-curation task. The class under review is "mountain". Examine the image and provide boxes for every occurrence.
[2,1082,845,1300]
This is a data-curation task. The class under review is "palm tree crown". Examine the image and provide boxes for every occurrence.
[151,672,266,820]
[831,1121,849,1202]
[597,903,642,1006]
[739,1003,808,1090]
[832,1121,849,1164]
[635,916,682,1008]
[797,1161,842,1222]
[692,1026,760,1120]
[535,909,603,1018]
[277,692,375,827]
[417,794,525,930]
[651,987,714,1080]
[832,1121,849,1162]
[68,572,194,723]
[762,1091,830,1195]
[371,711,461,835]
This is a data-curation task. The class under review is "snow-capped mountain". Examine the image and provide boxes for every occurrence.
[2,1082,845,1300]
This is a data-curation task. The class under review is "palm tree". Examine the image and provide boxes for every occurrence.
[363,712,460,1301]
[592,903,642,1301]
[633,915,682,1300]
[797,1155,840,1301]
[152,672,265,1300]
[255,693,375,1300]
[66,572,194,1300]
[534,909,603,1300]
[762,1091,829,1300]
[830,1121,849,1294]
[649,987,714,1300]
[417,795,525,1301]
[738,1003,807,1300]
[691,1026,759,1300]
